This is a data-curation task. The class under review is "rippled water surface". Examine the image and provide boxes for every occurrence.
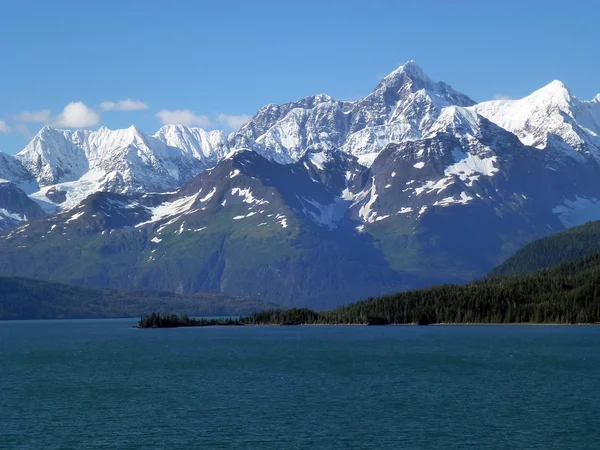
[1,320,599,449]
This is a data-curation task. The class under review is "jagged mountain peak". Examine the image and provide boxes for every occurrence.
[311,93,335,103]
[473,79,600,158]
[155,123,190,136]
[3,63,600,309]
[23,125,69,145]
[227,60,476,167]
[10,124,229,211]
[367,60,475,111]
[526,79,573,106]
[126,124,146,135]
[538,79,569,92]
[424,105,483,139]
[369,60,474,105]
[154,123,226,139]
[154,124,229,164]
[378,60,432,87]
[249,93,339,118]
[156,123,199,134]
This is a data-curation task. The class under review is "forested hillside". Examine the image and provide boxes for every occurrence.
[491,220,600,276]
[0,277,270,320]
[245,251,600,325]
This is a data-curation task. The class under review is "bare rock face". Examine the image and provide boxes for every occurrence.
[0,181,45,230]
[0,62,599,308]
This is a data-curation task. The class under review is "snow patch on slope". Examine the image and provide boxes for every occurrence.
[445,147,498,184]
[359,178,379,223]
[309,151,328,170]
[553,197,600,228]
[299,196,348,229]
[136,193,199,227]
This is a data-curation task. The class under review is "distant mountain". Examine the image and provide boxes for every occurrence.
[0,61,599,308]
[474,81,600,162]
[0,276,271,320]
[0,150,418,309]
[230,61,475,165]
[490,220,600,277]
[10,125,221,212]
[154,124,230,169]
[0,61,476,213]
[0,152,35,187]
[0,181,45,230]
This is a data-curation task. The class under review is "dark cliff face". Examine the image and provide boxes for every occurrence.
[0,182,45,230]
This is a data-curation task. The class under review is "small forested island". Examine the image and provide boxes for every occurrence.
[136,313,243,328]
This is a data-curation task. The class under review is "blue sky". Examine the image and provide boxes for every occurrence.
[1,0,598,154]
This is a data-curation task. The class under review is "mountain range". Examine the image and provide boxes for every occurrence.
[0,61,599,308]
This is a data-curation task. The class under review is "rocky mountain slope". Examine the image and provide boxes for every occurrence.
[229,61,475,165]
[0,151,419,308]
[0,61,598,308]
[0,276,272,320]
[0,61,477,213]
[0,181,46,230]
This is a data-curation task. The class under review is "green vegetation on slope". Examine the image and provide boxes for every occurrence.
[284,252,600,324]
[491,220,600,277]
[0,277,271,320]
[140,251,600,327]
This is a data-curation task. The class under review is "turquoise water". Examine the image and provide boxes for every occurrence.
[1,320,599,449]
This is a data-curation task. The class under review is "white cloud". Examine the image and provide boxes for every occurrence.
[217,113,251,130]
[14,109,52,123]
[155,109,212,128]
[101,99,148,111]
[0,120,10,134]
[54,102,101,128]
[15,123,32,138]
[493,94,512,101]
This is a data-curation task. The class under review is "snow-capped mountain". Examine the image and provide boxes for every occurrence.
[0,152,36,189]
[0,61,599,308]
[228,60,475,165]
[154,124,230,169]
[0,181,45,230]
[0,150,417,307]
[0,61,478,215]
[12,125,225,211]
[473,81,600,163]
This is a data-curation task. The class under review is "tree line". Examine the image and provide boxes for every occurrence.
[138,250,600,327]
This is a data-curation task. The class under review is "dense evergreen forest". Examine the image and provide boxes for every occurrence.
[492,220,600,276]
[139,249,600,327]
[249,251,600,325]
[137,313,242,328]
[0,277,271,320]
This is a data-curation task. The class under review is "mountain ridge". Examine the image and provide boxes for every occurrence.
[0,61,599,308]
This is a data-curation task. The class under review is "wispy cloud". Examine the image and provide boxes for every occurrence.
[101,99,149,111]
[15,123,32,138]
[493,94,512,101]
[216,113,251,131]
[155,109,212,128]
[14,109,52,123]
[55,102,101,128]
[13,103,101,129]
[0,120,10,134]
